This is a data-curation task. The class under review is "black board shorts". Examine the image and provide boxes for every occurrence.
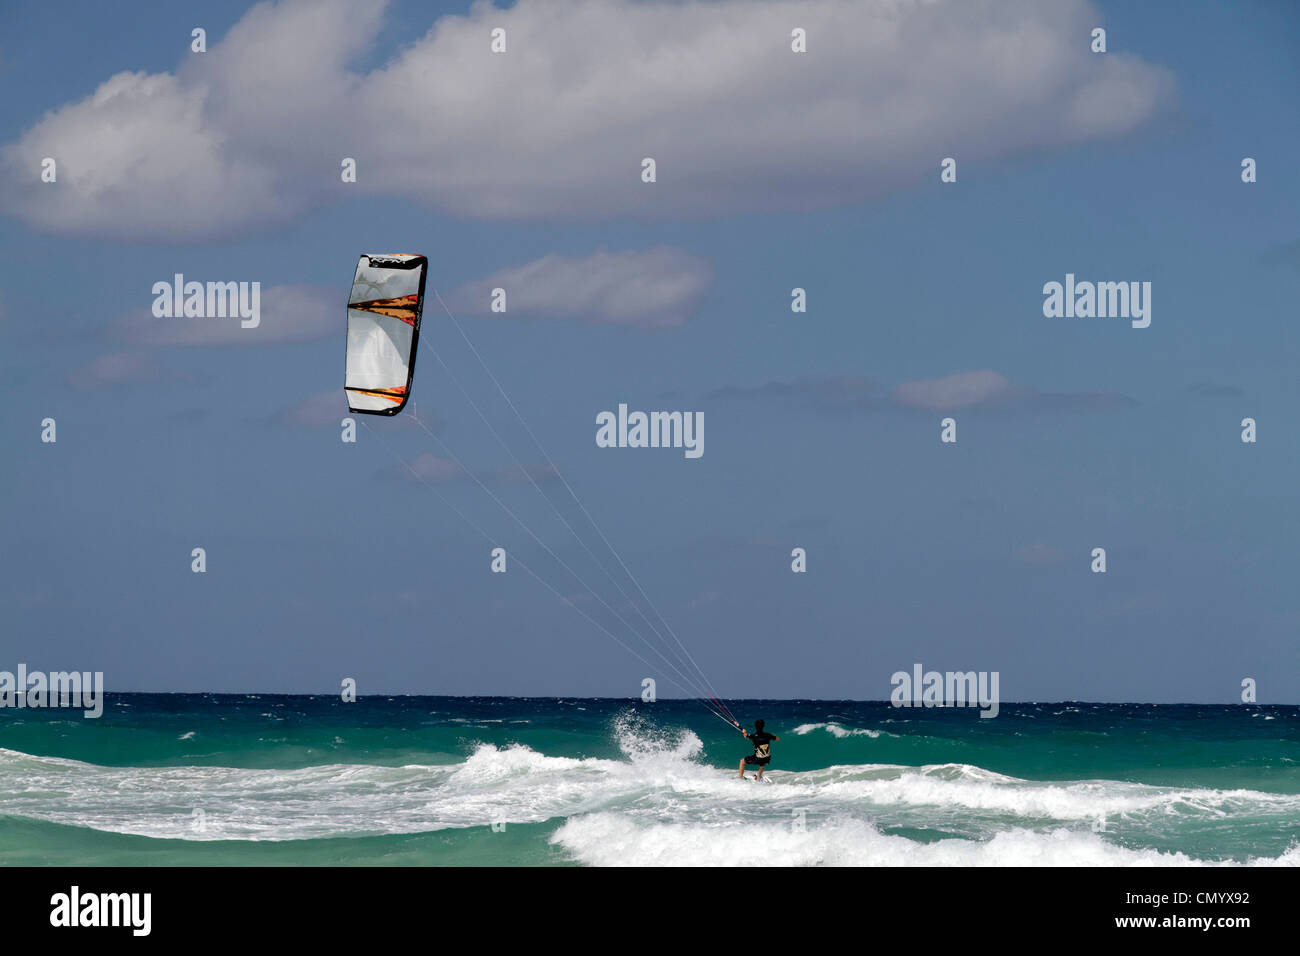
[744,755,770,766]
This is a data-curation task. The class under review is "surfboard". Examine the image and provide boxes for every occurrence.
[746,773,773,784]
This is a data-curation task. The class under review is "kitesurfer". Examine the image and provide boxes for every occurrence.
[737,719,778,780]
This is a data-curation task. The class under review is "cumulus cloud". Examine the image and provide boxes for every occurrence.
[0,0,1175,240]
[0,0,378,240]
[891,370,1016,410]
[109,285,335,346]
[447,248,712,328]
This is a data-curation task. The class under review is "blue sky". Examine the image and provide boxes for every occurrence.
[2,0,1297,702]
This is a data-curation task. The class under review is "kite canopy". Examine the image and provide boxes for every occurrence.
[344,253,427,415]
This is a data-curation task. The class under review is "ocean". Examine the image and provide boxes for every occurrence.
[1,695,1297,866]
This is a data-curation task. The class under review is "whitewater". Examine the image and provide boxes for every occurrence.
[2,699,1297,867]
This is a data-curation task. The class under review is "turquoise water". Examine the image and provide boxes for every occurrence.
[1,695,1297,865]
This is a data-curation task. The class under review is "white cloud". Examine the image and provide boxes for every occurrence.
[891,370,1016,410]
[110,285,335,346]
[1,0,1175,240]
[448,248,712,328]
[4,70,288,241]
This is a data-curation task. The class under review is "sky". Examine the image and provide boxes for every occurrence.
[1,0,1298,702]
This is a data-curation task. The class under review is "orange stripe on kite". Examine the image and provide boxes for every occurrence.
[350,294,421,325]
[346,386,407,403]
